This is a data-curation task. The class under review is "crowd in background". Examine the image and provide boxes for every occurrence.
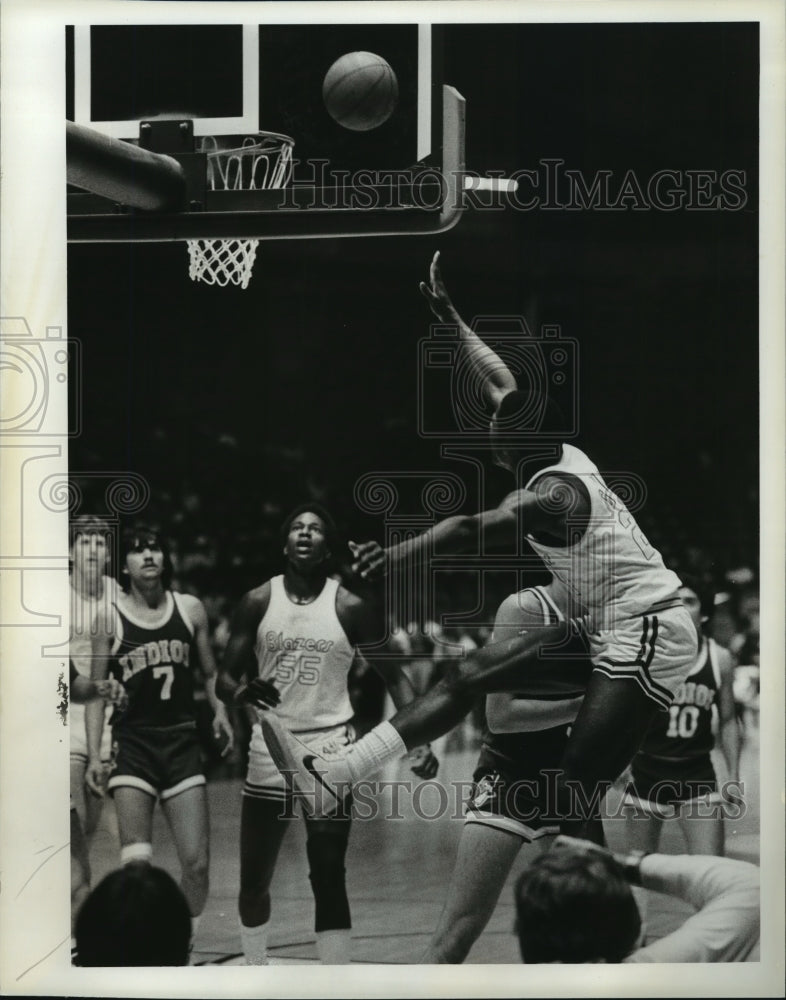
[73,431,760,779]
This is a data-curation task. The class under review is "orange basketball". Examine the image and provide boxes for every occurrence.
[322,52,399,132]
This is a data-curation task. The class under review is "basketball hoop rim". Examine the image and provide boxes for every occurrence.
[198,131,295,157]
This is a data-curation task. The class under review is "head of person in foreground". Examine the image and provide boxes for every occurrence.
[75,862,191,966]
[515,845,642,963]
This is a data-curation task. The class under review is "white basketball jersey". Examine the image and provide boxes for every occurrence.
[524,444,681,629]
[255,576,355,731]
[70,575,118,755]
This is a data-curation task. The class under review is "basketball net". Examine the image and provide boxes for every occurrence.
[187,133,294,290]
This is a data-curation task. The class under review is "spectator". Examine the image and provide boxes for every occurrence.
[515,836,759,963]
[75,862,192,966]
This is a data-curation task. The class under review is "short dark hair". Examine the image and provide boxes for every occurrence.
[496,390,566,436]
[515,849,641,963]
[75,862,191,966]
[280,502,339,554]
[119,521,174,590]
[678,572,716,622]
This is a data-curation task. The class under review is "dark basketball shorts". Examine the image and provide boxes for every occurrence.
[622,753,720,818]
[465,729,600,841]
[107,722,206,801]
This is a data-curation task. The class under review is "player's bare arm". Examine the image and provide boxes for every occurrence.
[419,251,517,412]
[84,605,113,797]
[183,593,235,755]
[337,586,439,779]
[70,666,125,707]
[485,589,586,734]
[717,644,741,786]
[216,583,280,712]
[352,476,589,579]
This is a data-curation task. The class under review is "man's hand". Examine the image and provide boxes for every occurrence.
[349,540,388,581]
[239,677,281,711]
[85,756,107,798]
[212,703,235,758]
[418,251,461,325]
[94,677,128,710]
[408,744,439,779]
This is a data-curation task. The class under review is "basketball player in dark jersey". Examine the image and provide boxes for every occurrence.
[262,253,697,841]
[623,580,741,857]
[85,524,234,950]
[216,504,438,965]
[423,579,593,963]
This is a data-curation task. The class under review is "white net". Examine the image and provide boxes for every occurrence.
[187,133,294,290]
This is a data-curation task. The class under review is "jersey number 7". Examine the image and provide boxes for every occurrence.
[153,664,174,700]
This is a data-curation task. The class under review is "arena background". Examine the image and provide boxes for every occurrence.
[56,13,766,973]
[69,22,759,711]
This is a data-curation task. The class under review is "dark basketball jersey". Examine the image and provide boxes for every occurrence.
[483,587,594,766]
[109,592,196,730]
[636,636,720,760]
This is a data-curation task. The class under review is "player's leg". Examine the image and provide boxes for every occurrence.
[238,794,292,964]
[161,784,210,919]
[303,801,353,964]
[113,785,157,863]
[555,673,660,839]
[621,801,665,854]
[677,789,725,856]
[555,608,699,839]
[422,822,525,963]
[70,805,90,957]
[261,625,583,814]
[69,756,94,905]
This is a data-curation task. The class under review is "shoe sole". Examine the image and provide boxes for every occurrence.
[260,717,301,793]
[260,716,342,819]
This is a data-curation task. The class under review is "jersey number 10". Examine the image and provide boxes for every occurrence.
[666,704,699,739]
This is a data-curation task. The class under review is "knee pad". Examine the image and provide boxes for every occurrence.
[120,842,153,866]
[306,834,350,932]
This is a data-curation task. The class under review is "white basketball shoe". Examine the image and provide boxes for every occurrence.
[260,714,353,818]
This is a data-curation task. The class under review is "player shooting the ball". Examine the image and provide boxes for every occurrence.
[260,252,698,843]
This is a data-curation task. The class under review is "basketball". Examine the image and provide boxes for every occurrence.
[322,52,399,132]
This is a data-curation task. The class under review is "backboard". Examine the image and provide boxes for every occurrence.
[65,22,464,243]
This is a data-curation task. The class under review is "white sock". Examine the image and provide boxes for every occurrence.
[316,928,350,964]
[240,919,270,965]
[345,721,407,782]
[120,842,153,865]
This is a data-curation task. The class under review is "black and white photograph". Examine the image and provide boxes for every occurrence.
[0,1,783,996]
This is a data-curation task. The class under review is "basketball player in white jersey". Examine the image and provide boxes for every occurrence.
[69,516,119,930]
[622,579,741,857]
[262,253,698,841]
[216,504,438,966]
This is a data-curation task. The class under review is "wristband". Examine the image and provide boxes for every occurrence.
[614,848,649,886]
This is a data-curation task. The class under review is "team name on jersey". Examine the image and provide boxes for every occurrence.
[264,630,334,654]
[118,639,191,682]
[670,679,715,709]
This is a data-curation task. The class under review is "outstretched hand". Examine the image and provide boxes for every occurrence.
[349,540,389,581]
[419,251,461,324]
